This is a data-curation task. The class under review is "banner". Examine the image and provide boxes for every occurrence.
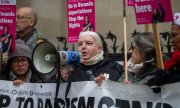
[134,0,173,24]
[0,0,16,52]
[0,80,180,108]
[67,0,96,43]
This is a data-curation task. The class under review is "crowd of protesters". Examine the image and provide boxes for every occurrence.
[0,6,180,93]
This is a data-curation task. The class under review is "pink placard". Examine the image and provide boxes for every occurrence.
[134,0,173,24]
[67,0,96,43]
[0,0,16,52]
[128,0,134,6]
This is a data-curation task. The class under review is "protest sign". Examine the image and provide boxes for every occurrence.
[134,0,173,24]
[0,0,16,52]
[0,80,179,108]
[67,0,96,43]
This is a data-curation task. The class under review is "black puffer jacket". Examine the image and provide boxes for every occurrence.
[69,57,124,82]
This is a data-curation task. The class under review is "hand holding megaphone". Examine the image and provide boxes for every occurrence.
[44,50,80,65]
[32,41,80,74]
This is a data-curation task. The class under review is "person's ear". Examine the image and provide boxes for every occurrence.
[97,46,102,53]
[29,19,36,26]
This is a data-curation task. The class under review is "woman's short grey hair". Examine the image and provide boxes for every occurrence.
[79,31,103,47]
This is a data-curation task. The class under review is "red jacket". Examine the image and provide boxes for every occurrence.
[164,51,180,71]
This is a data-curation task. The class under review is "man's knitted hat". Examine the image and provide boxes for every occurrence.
[9,39,32,60]
[173,13,180,26]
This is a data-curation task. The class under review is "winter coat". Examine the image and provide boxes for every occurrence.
[69,57,124,82]
[2,70,42,83]
[120,61,157,85]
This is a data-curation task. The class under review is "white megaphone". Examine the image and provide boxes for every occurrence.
[32,41,80,74]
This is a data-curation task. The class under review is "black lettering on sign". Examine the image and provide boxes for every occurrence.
[78,97,95,108]
[45,99,52,108]
[163,103,173,108]
[16,97,25,108]
[147,102,153,108]
[38,98,43,108]
[87,97,95,108]
[0,94,10,107]
[98,96,114,108]
[54,98,64,108]
[65,98,70,108]
[24,98,33,108]
[71,97,78,108]
[115,99,130,108]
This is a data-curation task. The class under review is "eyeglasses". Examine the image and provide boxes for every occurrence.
[171,32,180,38]
[16,15,32,20]
[12,57,29,65]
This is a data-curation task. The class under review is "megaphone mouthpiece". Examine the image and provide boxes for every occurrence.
[45,54,57,62]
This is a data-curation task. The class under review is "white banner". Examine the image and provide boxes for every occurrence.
[0,80,179,108]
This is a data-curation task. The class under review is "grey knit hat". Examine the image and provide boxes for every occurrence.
[9,39,32,60]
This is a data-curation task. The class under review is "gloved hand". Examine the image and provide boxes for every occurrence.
[147,69,167,93]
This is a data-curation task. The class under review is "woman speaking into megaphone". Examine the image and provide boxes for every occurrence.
[59,31,124,85]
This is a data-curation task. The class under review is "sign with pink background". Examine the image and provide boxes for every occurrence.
[67,0,96,43]
[0,0,16,52]
[128,0,134,6]
[134,0,173,24]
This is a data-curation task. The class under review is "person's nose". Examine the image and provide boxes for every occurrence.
[17,61,24,66]
[129,49,133,53]
[81,43,87,48]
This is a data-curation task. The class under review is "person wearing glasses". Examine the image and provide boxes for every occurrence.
[16,7,47,50]
[1,39,41,85]
[163,13,180,77]
[164,13,180,71]
[16,7,58,83]
[145,13,180,91]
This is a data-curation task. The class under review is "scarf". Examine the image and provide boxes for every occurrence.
[9,70,32,82]
[81,50,104,65]
[127,57,143,74]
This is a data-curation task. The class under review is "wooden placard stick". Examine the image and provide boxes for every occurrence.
[152,24,164,69]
